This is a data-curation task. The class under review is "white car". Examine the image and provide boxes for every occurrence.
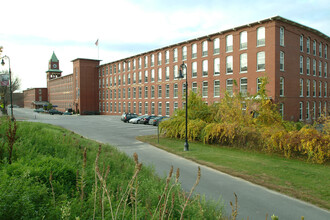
[129,115,145,124]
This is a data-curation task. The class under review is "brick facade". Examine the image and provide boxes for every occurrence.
[97,16,329,122]
[48,74,73,112]
[23,88,48,108]
[23,16,329,121]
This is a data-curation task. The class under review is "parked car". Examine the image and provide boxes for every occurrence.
[49,109,63,115]
[138,115,157,124]
[121,113,138,123]
[34,108,45,113]
[149,116,170,126]
[63,111,72,115]
[129,115,148,124]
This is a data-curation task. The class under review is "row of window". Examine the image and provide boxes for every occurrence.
[49,85,73,93]
[99,100,328,120]
[49,76,73,86]
[299,101,328,121]
[98,77,270,101]
[50,94,73,101]
[98,52,266,88]
[297,78,328,98]
[99,27,267,77]
[299,35,328,58]
[299,56,328,77]
[99,101,180,116]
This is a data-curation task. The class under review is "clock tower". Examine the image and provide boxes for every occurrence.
[46,51,62,80]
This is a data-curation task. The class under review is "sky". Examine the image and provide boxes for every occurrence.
[1,0,330,92]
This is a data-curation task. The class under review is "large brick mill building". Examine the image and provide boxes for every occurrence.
[24,16,329,122]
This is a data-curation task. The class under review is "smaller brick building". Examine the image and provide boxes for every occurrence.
[23,88,48,109]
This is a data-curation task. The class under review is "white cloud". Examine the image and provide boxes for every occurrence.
[1,0,329,91]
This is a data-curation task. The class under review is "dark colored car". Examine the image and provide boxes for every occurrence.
[49,109,63,115]
[138,115,157,124]
[148,116,169,126]
[63,111,72,115]
[121,113,138,123]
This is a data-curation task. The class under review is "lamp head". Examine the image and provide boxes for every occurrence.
[1,59,5,66]
[178,62,186,79]
[178,69,184,79]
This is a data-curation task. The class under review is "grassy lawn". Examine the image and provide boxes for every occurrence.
[137,135,330,210]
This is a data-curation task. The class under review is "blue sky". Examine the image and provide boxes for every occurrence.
[1,0,329,91]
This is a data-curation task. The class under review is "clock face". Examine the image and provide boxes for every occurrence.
[53,64,57,68]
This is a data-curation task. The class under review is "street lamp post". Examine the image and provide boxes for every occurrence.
[1,55,14,121]
[178,62,189,151]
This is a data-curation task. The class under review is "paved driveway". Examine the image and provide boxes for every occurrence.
[12,108,330,219]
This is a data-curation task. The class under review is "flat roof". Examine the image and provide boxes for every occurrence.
[71,58,102,62]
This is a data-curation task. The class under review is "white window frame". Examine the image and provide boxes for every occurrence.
[226,79,233,96]
[299,102,303,121]
[158,68,162,81]
[240,53,248,73]
[240,77,248,96]
[158,52,162,65]
[306,79,310,97]
[300,35,304,52]
[307,58,310,75]
[280,77,284,97]
[214,80,220,97]
[202,81,208,97]
[182,46,187,60]
[226,56,233,74]
[213,38,220,54]
[202,60,208,77]
[226,35,233,52]
[257,27,265,47]
[240,31,247,50]
[173,48,178,62]
[202,41,208,56]
[300,56,304,74]
[280,51,284,71]
[257,51,265,71]
[192,62,197,78]
[300,79,304,97]
[280,27,284,46]
[214,58,220,75]
[192,44,197,59]
[307,38,310,54]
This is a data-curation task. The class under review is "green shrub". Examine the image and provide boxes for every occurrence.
[0,169,51,219]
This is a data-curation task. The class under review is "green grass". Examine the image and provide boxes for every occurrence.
[0,119,225,219]
[137,135,330,210]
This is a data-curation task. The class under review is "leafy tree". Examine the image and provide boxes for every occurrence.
[0,70,21,115]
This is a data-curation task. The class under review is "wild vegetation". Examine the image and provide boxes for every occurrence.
[0,117,225,219]
[160,77,329,164]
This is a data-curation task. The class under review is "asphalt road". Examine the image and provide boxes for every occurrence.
[11,108,330,219]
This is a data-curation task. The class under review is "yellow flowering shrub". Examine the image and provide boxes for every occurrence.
[159,79,329,164]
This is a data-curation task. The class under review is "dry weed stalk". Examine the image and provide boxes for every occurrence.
[179,166,201,220]
[161,168,181,219]
[152,166,174,219]
[6,118,17,164]
[230,193,238,220]
[114,152,142,219]
[95,145,114,219]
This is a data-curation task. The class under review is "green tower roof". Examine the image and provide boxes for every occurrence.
[50,51,59,62]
